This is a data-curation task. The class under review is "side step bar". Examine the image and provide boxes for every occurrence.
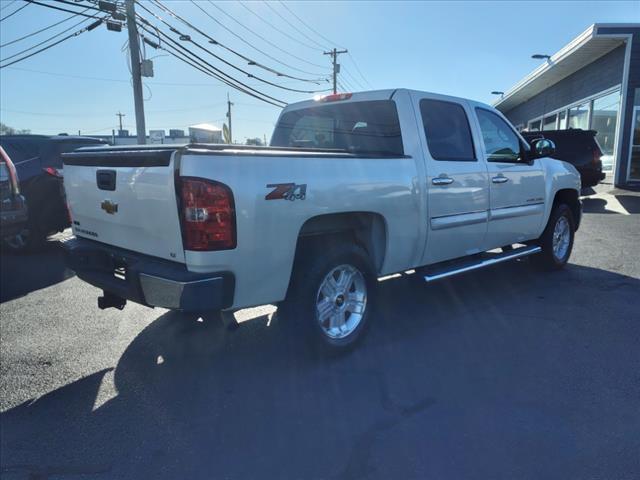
[424,245,541,282]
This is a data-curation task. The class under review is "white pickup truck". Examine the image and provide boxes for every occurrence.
[63,89,581,350]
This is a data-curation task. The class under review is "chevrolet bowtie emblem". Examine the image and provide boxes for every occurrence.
[101,200,118,214]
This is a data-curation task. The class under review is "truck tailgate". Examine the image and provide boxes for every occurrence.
[63,147,185,263]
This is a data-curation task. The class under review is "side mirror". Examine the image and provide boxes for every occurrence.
[534,138,555,158]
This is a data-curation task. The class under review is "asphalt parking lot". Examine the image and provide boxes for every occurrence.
[1,188,639,480]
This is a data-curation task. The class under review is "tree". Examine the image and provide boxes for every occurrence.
[0,122,30,135]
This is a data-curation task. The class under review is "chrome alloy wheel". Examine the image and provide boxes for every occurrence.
[315,264,367,339]
[552,216,570,261]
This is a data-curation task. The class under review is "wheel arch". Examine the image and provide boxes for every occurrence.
[552,188,581,230]
[293,211,388,274]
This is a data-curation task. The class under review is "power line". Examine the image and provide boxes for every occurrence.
[136,1,328,95]
[207,1,326,70]
[151,0,327,87]
[50,0,103,12]
[0,0,29,21]
[0,0,18,12]
[262,1,328,51]
[22,0,104,19]
[0,18,101,69]
[1,66,314,87]
[278,1,346,50]
[191,1,325,79]
[0,15,94,65]
[347,52,372,88]
[342,66,366,91]
[238,2,323,53]
[0,9,87,48]
[136,17,286,107]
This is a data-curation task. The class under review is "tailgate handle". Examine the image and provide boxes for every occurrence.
[96,170,116,191]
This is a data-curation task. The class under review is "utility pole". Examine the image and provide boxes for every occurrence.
[323,48,348,94]
[116,111,125,132]
[226,92,233,144]
[125,0,146,144]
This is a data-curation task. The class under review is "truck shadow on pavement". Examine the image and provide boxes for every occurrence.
[0,240,74,303]
[2,261,640,479]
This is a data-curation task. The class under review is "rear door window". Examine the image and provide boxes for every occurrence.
[419,99,476,161]
[271,100,404,156]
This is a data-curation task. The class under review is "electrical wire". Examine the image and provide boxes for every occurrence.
[136,2,329,95]
[136,18,286,107]
[0,18,102,68]
[0,0,18,12]
[0,9,88,48]
[51,0,103,12]
[207,1,326,70]
[342,66,366,91]
[152,0,326,85]
[238,2,323,53]
[262,1,328,51]
[0,15,92,64]
[22,0,104,19]
[190,1,327,79]
[278,0,346,50]
[347,52,372,88]
[0,0,29,21]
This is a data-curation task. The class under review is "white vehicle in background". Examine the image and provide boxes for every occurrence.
[62,89,581,351]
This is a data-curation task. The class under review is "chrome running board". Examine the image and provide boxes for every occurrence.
[423,245,541,283]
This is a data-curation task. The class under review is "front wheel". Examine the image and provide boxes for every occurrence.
[532,203,575,270]
[282,242,376,351]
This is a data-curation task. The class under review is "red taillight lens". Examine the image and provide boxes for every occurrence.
[178,177,236,251]
[43,166,62,178]
[317,93,352,102]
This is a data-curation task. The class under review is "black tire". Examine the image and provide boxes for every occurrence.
[281,241,376,352]
[532,203,575,270]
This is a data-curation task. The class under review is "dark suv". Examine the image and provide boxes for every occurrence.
[0,135,107,250]
[521,129,605,188]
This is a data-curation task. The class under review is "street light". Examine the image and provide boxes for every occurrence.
[532,54,551,60]
[491,91,504,99]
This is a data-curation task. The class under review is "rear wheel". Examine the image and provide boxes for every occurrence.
[532,203,575,270]
[282,242,376,351]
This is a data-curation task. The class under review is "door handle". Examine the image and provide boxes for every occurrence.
[432,176,454,186]
[492,175,509,184]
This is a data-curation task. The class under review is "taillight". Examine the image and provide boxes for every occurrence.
[178,177,236,251]
[44,166,62,178]
[592,147,603,166]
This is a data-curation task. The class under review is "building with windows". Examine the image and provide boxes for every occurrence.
[494,24,639,188]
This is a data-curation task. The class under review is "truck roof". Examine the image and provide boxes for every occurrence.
[283,88,494,112]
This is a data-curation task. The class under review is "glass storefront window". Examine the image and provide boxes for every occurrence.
[543,114,557,130]
[558,111,567,129]
[568,103,589,129]
[591,90,620,172]
[630,108,640,180]
[529,119,541,131]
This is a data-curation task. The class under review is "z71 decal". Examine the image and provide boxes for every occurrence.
[266,183,307,201]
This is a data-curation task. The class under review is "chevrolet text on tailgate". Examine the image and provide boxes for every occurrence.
[63,89,581,351]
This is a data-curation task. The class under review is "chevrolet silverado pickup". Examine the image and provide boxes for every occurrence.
[62,89,581,350]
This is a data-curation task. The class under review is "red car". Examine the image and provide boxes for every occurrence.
[0,146,28,246]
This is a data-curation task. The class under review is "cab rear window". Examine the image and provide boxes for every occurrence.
[271,100,404,156]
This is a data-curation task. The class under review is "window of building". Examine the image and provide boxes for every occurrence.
[630,106,640,180]
[558,111,567,129]
[543,114,557,131]
[529,119,541,131]
[591,90,620,172]
[419,99,475,161]
[476,108,521,162]
[568,102,589,129]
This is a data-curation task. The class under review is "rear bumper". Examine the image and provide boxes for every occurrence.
[62,236,234,312]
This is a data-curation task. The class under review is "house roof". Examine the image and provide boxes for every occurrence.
[494,23,638,112]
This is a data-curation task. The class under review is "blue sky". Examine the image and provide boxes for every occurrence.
[0,0,637,142]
